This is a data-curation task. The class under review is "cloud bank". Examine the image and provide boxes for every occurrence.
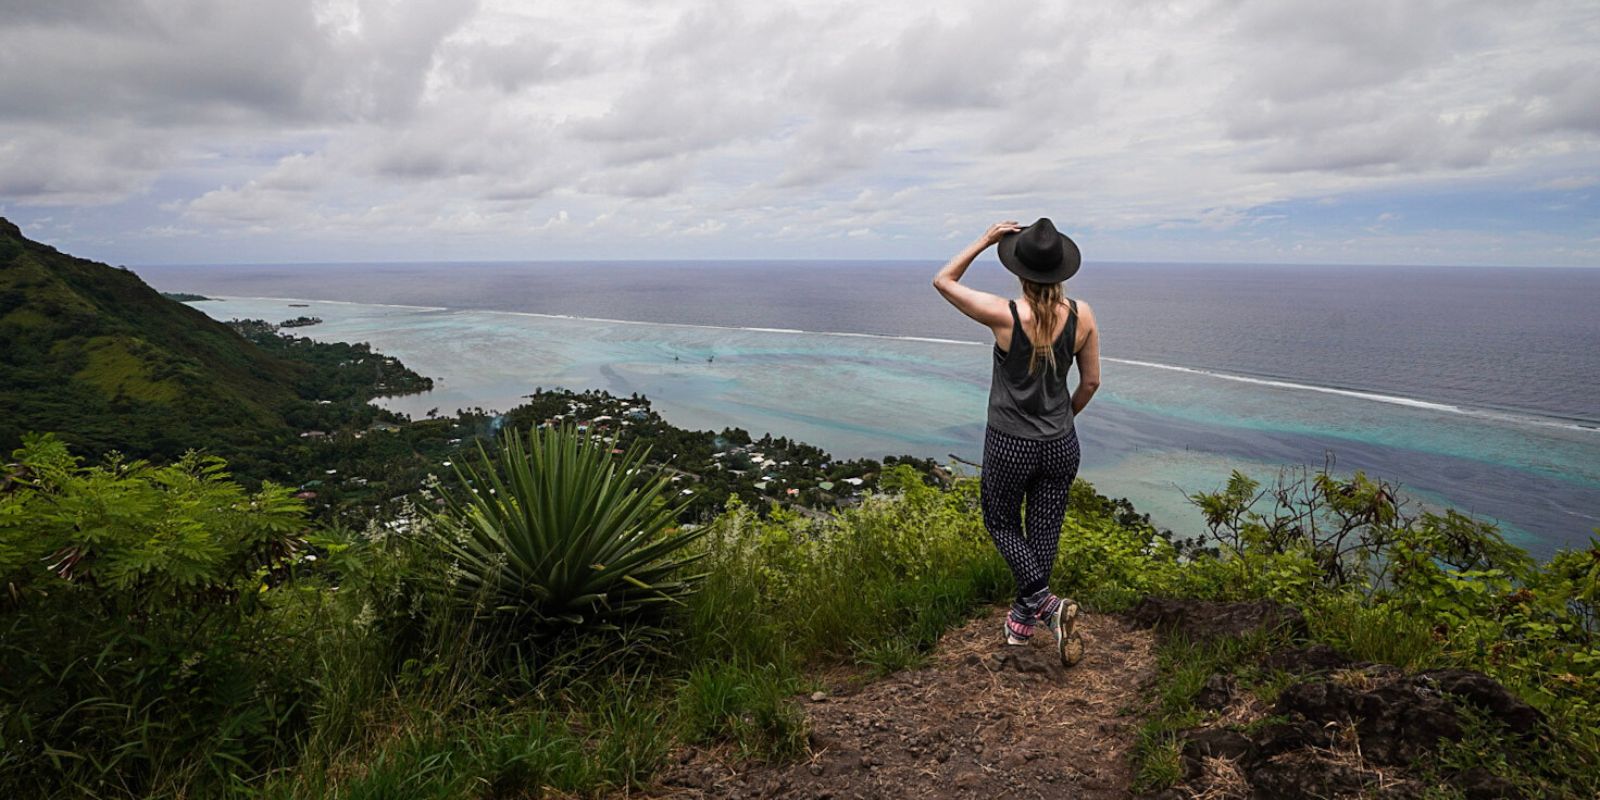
[1,0,1597,265]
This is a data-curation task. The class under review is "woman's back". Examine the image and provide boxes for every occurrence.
[988,298,1078,440]
[994,297,1088,355]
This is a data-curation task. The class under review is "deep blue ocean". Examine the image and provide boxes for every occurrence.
[135,259,1600,557]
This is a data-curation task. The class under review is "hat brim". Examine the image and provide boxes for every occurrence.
[997,231,1081,284]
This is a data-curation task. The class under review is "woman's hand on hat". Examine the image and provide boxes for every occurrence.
[982,220,1023,247]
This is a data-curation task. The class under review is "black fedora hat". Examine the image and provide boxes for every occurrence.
[997,217,1081,284]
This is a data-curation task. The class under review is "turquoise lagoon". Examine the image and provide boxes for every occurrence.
[195,297,1600,557]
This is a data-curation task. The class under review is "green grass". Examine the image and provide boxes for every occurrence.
[75,335,187,403]
[1414,703,1600,800]
[270,712,599,800]
[679,483,1011,670]
[677,660,806,759]
[263,669,673,800]
[1128,630,1294,793]
[251,481,1015,799]
[854,635,928,676]
[1248,669,1300,707]
[1132,724,1185,793]
[1307,591,1450,671]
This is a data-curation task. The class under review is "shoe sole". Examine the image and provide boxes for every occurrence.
[1053,603,1083,667]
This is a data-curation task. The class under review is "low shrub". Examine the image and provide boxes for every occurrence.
[0,434,310,797]
[7,430,1595,796]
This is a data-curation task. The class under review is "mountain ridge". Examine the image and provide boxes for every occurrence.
[1,218,356,470]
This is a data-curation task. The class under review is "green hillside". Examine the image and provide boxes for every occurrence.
[0,218,420,474]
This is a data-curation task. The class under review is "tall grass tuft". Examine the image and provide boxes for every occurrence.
[681,468,1011,676]
[677,660,806,759]
[1307,591,1449,671]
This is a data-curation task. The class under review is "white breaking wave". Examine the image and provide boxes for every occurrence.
[1103,358,1466,413]
[1097,361,1594,434]
[207,294,1596,434]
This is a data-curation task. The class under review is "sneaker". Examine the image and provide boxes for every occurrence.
[1039,598,1081,666]
[1003,614,1033,646]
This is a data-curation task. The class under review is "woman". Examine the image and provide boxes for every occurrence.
[933,218,1101,666]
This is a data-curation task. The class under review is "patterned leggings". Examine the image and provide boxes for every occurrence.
[980,425,1081,616]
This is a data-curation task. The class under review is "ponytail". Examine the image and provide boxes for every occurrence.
[1021,279,1063,376]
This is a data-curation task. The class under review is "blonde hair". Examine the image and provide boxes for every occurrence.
[1020,278,1065,375]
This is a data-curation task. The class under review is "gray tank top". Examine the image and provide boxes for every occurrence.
[987,298,1078,440]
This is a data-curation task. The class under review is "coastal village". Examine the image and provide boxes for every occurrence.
[505,388,951,521]
[284,386,949,526]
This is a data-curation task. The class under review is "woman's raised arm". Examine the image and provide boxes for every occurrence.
[932,221,1021,332]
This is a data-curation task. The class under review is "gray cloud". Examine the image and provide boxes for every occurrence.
[1484,63,1600,138]
[0,0,481,205]
[0,1,481,125]
[0,127,173,206]
[773,120,908,188]
[441,34,596,93]
[1209,0,1597,175]
[1250,112,1496,174]
[1223,0,1482,103]
[0,0,1596,265]
[578,156,697,199]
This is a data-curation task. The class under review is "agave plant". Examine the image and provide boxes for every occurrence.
[437,424,705,634]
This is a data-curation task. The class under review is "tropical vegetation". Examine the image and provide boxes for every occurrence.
[2,425,1595,798]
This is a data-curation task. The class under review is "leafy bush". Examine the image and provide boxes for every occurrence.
[1050,507,1188,611]
[1184,466,1540,607]
[433,424,706,638]
[0,434,309,797]
[6,422,1594,795]
[1189,465,1403,589]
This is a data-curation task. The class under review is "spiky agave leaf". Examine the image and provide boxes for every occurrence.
[435,424,706,635]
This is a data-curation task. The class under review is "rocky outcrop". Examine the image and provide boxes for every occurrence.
[1170,661,1542,798]
[1130,599,1543,800]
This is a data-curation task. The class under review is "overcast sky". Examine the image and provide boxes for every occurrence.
[2,0,1597,267]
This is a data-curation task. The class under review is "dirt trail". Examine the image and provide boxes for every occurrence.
[656,608,1158,799]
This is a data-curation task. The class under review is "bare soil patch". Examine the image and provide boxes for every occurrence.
[652,608,1158,799]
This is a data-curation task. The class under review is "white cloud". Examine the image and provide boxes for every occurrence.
[0,0,1596,264]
